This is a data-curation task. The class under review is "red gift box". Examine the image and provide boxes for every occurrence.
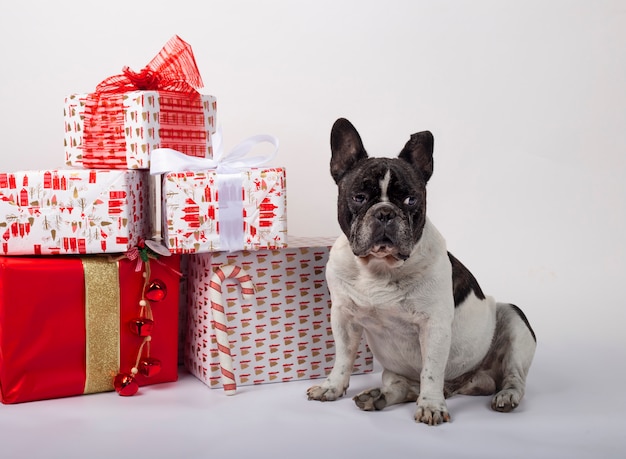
[0,253,180,404]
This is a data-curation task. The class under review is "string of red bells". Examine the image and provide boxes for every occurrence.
[113,239,170,396]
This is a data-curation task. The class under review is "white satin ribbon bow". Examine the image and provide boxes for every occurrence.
[149,128,279,175]
[150,128,279,252]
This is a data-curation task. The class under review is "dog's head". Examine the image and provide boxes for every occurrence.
[330,118,434,267]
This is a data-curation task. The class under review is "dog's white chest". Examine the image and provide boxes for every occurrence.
[336,281,426,379]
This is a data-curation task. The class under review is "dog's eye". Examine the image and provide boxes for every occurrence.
[352,194,367,204]
[404,196,417,206]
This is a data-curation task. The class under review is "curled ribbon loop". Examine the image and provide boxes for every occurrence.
[150,129,279,252]
[121,68,160,91]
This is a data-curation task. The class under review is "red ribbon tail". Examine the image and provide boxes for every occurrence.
[147,35,204,90]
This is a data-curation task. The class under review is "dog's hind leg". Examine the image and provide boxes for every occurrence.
[353,370,420,411]
[488,303,537,412]
[444,370,497,398]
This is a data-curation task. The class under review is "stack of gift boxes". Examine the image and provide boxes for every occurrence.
[0,36,372,404]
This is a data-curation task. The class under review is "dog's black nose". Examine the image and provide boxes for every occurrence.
[375,207,396,223]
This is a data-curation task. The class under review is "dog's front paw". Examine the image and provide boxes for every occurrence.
[491,388,522,413]
[353,388,388,411]
[414,399,451,426]
[307,383,346,402]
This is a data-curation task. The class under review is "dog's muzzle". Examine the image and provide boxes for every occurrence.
[351,203,411,262]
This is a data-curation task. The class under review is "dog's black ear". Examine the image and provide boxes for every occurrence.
[398,131,434,182]
[330,118,368,184]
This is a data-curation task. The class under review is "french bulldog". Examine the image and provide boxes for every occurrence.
[307,118,537,425]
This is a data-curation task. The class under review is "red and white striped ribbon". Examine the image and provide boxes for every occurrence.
[209,264,255,394]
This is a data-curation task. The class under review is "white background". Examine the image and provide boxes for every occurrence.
[0,1,625,458]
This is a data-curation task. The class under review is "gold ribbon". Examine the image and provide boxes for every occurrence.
[81,258,120,394]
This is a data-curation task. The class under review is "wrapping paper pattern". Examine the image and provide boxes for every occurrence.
[64,92,217,169]
[184,236,373,389]
[0,254,180,404]
[0,169,151,255]
[162,167,287,253]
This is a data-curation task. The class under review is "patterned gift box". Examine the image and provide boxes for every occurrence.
[64,91,217,169]
[0,169,151,255]
[161,167,287,254]
[64,35,217,170]
[0,253,180,404]
[184,236,373,391]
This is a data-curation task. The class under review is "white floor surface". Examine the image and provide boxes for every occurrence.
[0,339,623,459]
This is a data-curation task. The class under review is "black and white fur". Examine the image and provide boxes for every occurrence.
[307,118,536,425]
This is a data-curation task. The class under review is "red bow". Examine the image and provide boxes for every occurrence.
[121,240,183,277]
[124,246,145,272]
[94,35,203,94]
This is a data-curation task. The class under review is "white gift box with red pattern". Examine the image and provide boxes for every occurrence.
[0,169,151,255]
[184,236,373,391]
[64,92,217,170]
[161,167,287,254]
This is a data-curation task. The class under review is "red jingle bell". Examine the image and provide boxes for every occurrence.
[129,317,154,336]
[145,280,167,302]
[114,373,139,396]
[138,357,162,377]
